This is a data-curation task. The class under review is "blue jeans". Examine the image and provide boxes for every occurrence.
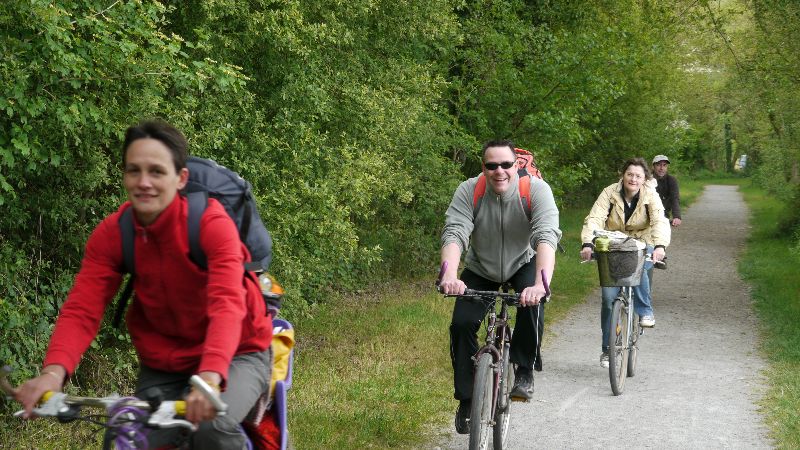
[600,247,654,352]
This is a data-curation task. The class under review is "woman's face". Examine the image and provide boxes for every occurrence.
[123,138,188,226]
[622,164,646,198]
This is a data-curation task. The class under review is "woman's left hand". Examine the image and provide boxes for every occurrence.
[185,371,222,424]
[652,247,666,263]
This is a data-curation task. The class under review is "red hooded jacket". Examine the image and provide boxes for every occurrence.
[43,195,272,380]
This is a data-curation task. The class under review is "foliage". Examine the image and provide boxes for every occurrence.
[0,0,253,374]
[738,182,800,447]
[2,0,798,420]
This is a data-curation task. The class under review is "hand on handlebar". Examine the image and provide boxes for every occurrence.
[12,366,65,419]
[580,247,593,262]
[519,284,547,307]
[651,247,666,263]
[438,276,467,295]
[185,372,223,424]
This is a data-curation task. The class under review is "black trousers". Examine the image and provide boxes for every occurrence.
[449,259,544,401]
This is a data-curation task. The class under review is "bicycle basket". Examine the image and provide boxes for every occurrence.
[596,247,646,287]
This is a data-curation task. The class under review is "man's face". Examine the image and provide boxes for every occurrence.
[653,161,669,178]
[482,146,518,194]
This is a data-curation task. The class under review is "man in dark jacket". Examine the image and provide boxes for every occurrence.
[652,155,682,227]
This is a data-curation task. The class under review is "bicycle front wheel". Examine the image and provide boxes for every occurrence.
[493,343,513,450]
[469,353,494,450]
[607,297,629,395]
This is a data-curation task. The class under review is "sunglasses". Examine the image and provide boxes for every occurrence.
[484,161,515,170]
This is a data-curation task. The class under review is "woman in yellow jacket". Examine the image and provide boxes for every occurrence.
[580,157,670,367]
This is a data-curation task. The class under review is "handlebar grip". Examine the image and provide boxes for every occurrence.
[189,375,228,415]
[174,400,187,416]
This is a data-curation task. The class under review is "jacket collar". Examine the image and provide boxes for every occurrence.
[485,174,520,201]
[132,194,184,234]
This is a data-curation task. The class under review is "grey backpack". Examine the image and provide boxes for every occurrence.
[113,156,273,327]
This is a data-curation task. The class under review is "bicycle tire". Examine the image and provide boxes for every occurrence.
[627,313,640,377]
[607,297,629,395]
[469,353,494,450]
[493,343,513,450]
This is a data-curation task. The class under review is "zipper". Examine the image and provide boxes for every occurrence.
[499,193,505,282]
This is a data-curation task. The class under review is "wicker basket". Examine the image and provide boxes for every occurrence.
[596,249,645,287]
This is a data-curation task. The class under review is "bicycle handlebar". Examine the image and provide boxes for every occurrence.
[0,364,228,435]
[435,262,552,303]
[584,252,668,270]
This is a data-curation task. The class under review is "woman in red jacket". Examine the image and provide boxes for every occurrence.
[13,120,273,449]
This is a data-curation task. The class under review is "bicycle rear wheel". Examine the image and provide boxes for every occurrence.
[607,297,629,395]
[627,313,640,377]
[493,343,513,450]
[469,353,494,450]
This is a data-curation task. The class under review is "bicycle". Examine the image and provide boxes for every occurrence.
[1,365,228,449]
[436,262,551,450]
[590,247,665,396]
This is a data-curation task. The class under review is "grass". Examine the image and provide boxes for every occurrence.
[735,181,800,448]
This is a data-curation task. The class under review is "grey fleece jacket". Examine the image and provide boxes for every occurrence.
[441,175,561,283]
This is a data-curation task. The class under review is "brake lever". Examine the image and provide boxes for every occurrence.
[148,400,198,431]
[189,375,227,415]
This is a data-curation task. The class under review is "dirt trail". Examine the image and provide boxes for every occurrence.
[437,185,772,449]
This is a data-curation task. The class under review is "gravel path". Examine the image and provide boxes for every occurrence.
[437,185,772,449]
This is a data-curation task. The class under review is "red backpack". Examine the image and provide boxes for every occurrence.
[472,148,543,220]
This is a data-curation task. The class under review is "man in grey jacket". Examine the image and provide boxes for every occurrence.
[439,139,561,434]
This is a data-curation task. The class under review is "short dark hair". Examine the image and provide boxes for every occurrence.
[620,157,652,180]
[481,139,516,160]
[122,119,188,172]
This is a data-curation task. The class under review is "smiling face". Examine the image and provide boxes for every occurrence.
[622,164,646,198]
[123,138,189,226]
[482,145,518,194]
[653,161,669,178]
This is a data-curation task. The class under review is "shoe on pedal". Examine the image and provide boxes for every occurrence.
[454,400,471,434]
[640,315,655,328]
[600,351,609,368]
[510,367,534,401]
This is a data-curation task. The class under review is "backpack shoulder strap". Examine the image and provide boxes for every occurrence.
[114,206,136,329]
[472,175,487,219]
[518,173,532,221]
[119,206,135,275]
[187,191,210,270]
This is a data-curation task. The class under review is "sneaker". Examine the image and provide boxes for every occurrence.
[510,367,534,400]
[454,400,471,434]
[600,351,609,368]
[640,315,655,328]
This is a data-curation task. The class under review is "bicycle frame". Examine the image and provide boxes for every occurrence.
[472,293,514,421]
